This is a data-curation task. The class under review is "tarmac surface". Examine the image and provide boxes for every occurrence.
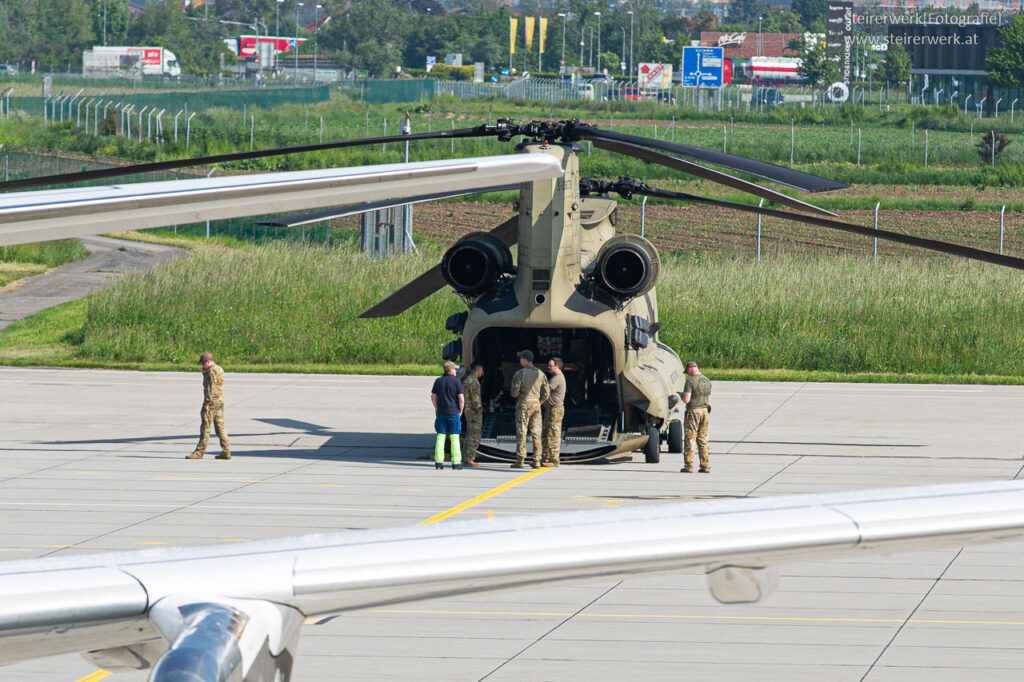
[0,236,184,329]
[2,368,1024,681]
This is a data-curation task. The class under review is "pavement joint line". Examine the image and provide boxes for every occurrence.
[478,581,623,681]
[418,468,549,525]
[726,381,806,455]
[745,455,804,497]
[859,547,964,681]
[368,608,1024,627]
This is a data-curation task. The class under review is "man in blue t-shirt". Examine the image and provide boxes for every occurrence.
[430,361,465,470]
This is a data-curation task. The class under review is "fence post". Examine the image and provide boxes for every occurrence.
[451,121,455,153]
[641,196,648,237]
[756,198,764,263]
[873,201,880,263]
[857,128,861,166]
[1000,204,1006,254]
[250,113,255,150]
[924,130,928,167]
[723,124,726,153]
[790,118,795,167]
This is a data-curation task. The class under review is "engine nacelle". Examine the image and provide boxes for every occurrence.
[441,232,513,297]
[594,235,660,301]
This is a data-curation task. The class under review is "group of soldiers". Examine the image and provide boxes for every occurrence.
[455,349,566,469]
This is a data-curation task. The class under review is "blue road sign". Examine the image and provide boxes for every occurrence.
[491,75,499,83]
[500,68,510,76]
[681,46,723,88]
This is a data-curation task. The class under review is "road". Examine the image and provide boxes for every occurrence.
[2,370,1024,680]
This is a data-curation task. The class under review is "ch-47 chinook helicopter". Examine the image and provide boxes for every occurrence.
[2,118,1023,466]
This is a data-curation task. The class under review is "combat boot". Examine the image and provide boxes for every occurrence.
[510,461,525,469]
[464,461,481,468]
[530,460,541,469]
[699,466,711,473]
[216,451,231,460]
[186,450,204,459]
[680,464,693,473]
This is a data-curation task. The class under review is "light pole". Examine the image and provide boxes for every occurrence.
[589,27,594,68]
[314,4,322,82]
[296,3,303,76]
[558,13,566,70]
[757,16,763,57]
[103,0,107,45]
[621,28,626,74]
[627,10,633,78]
[594,12,601,74]
[580,23,585,67]
[277,0,283,40]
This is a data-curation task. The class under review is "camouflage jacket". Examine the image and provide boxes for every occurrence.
[203,364,225,405]
[511,366,550,403]
[462,374,483,415]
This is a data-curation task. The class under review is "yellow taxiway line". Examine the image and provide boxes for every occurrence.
[75,670,111,682]
[369,608,1024,628]
[418,467,549,525]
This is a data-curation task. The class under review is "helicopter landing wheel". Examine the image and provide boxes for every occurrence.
[644,426,660,464]
[668,419,683,454]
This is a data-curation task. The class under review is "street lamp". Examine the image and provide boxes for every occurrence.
[594,12,601,74]
[296,3,303,76]
[580,22,585,66]
[627,10,633,78]
[314,4,322,82]
[621,28,626,74]
[103,0,107,45]
[557,13,566,70]
[757,16,763,57]
[277,0,283,42]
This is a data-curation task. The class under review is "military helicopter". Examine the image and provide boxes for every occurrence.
[2,118,1022,465]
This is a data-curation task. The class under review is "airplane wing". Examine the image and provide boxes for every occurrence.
[0,155,562,247]
[3,480,1024,680]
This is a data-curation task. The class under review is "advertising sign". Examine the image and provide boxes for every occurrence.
[826,1,854,87]
[637,62,674,90]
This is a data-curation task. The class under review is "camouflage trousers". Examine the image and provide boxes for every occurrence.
[683,407,709,469]
[541,404,565,464]
[197,402,230,454]
[514,399,543,464]
[463,409,483,463]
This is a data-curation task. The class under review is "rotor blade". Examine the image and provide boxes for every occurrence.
[0,127,488,193]
[256,185,517,228]
[358,216,519,318]
[642,186,1024,270]
[575,124,849,193]
[591,139,836,217]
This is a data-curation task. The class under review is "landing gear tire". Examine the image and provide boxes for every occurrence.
[644,426,661,464]
[668,419,683,454]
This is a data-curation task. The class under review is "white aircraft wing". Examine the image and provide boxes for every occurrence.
[0,154,563,247]
[3,480,1024,680]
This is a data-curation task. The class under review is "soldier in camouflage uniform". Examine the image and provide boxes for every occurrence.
[681,360,711,473]
[461,363,484,467]
[510,350,549,469]
[541,357,566,467]
[187,352,231,460]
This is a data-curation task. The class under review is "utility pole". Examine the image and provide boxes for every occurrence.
[627,10,633,78]
[296,3,303,76]
[594,12,601,73]
[558,13,566,70]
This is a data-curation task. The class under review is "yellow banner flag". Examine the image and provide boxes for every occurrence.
[510,17,517,55]
[525,16,535,51]
[539,17,548,54]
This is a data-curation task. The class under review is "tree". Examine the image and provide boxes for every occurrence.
[129,0,231,74]
[91,0,131,45]
[881,42,911,86]
[760,7,804,34]
[321,0,410,77]
[791,0,827,32]
[36,0,95,70]
[977,130,1012,165]
[987,15,1024,87]
[727,0,763,28]
[797,36,838,89]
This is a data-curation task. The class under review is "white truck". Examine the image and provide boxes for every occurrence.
[83,46,181,79]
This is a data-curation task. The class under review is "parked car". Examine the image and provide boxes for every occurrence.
[0,64,18,75]
[752,86,784,107]
[654,91,676,105]
[588,73,614,85]
[604,87,645,102]
[574,83,595,101]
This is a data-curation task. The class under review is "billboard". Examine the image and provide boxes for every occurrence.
[637,62,674,90]
[826,1,854,87]
[680,47,723,87]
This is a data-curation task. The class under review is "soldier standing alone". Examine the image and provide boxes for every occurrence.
[187,352,231,460]
[680,360,711,473]
[461,363,484,468]
[510,350,549,469]
[541,357,566,467]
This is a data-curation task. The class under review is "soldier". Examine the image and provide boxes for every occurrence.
[681,360,712,473]
[461,363,484,468]
[541,357,566,467]
[430,360,464,470]
[187,352,231,460]
[510,350,549,469]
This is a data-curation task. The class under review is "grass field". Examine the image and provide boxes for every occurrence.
[3,240,1022,381]
[0,239,90,289]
